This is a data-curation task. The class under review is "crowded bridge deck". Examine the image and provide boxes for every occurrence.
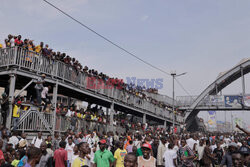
[0,46,185,134]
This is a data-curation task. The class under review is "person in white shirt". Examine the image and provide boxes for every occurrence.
[41,87,49,99]
[210,140,217,152]
[41,86,51,111]
[173,139,179,153]
[31,132,43,148]
[7,34,14,47]
[9,131,19,149]
[224,135,231,146]
[66,137,75,167]
[163,143,177,167]
[186,134,196,150]
[86,133,95,148]
[66,107,73,117]
[196,139,205,163]
[234,139,242,147]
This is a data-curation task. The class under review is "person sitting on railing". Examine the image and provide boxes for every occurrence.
[0,42,2,49]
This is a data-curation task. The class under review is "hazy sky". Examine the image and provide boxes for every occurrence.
[1,0,250,128]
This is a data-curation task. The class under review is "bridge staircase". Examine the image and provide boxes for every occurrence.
[14,105,53,134]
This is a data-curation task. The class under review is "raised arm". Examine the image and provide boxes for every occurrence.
[236,124,250,136]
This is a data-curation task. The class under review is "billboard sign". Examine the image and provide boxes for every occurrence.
[243,95,250,107]
[209,95,224,105]
[224,96,242,108]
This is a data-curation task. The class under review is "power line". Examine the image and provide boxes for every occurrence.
[42,0,171,76]
[43,0,193,97]
[175,78,193,98]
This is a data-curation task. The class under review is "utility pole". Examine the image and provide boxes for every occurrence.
[171,71,187,131]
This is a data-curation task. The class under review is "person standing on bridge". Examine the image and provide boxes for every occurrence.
[34,74,45,105]
[12,101,21,130]
[1,93,9,127]
[41,85,51,112]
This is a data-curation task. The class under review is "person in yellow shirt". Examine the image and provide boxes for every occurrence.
[0,43,3,48]
[35,42,43,53]
[72,142,89,167]
[77,112,81,118]
[13,101,21,130]
[114,141,127,167]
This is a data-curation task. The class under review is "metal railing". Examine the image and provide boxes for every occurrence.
[177,95,242,108]
[16,110,53,133]
[16,109,129,134]
[0,47,185,123]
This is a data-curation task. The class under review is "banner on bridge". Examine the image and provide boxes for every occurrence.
[209,96,224,105]
[243,95,250,107]
[224,96,242,107]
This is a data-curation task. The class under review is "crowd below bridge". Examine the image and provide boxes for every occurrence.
[0,122,247,167]
[0,34,185,117]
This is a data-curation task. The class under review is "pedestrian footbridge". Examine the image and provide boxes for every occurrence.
[176,58,250,131]
[0,47,184,134]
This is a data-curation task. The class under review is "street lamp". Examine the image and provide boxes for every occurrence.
[171,71,187,132]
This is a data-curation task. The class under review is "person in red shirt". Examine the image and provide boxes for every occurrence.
[0,139,5,166]
[54,141,67,167]
[14,35,23,47]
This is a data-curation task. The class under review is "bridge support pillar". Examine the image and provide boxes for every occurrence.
[109,101,114,132]
[164,120,166,128]
[241,67,245,96]
[6,74,16,130]
[52,82,58,140]
[143,113,146,124]
[106,107,109,116]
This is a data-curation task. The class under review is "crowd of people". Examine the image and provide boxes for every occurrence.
[1,87,149,133]
[54,102,147,133]
[0,123,247,167]
[0,34,185,116]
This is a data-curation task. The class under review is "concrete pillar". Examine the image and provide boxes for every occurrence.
[52,82,58,140]
[143,113,146,124]
[106,107,109,116]
[215,83,218,95]
[109,101,114,132]
[164,120,166,127]
[241,67,245,96]
[67,96,71,108]
[6,74,16,130]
